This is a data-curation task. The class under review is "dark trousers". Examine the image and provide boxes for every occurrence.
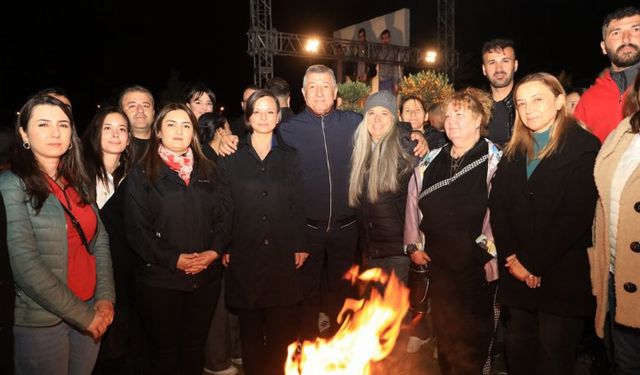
[93,304,144,375]
[504,307,584,375]
[431,278,495,375]
[0,324,12,375]
[299,223,358,340]
[136,278,220,375]
[204,277,233,372]
[238,304,299,375]
[607,276,640,375]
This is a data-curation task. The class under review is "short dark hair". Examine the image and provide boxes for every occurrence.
[400,96,425,113]
[481,38,516,57]
[602,6,640,38]
[264,77,290,99]
[380,29,390,38]
[185,83,216,108]
[358,28,366,36]
[118,85,155,110]
[244,90,281,128]
[427,103,443,113]
[198,112,227,144]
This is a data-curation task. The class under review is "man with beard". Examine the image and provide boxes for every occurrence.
[481,39,518,146]
[574,6,640,142]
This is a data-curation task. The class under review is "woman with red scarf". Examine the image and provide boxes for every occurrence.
[124,103,223,375]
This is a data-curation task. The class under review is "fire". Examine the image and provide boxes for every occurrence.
[285,266,410,375]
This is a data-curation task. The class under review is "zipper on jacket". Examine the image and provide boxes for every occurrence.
[320,116,333,232]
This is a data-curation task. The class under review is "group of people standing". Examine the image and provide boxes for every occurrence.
[0,5,639,375]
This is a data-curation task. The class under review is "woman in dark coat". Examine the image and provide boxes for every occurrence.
[124,103,222,375]
[349,90,418,282]
[404,88,502,375]
[489,72,600,375]
[81,107,142,374]
[216,90,308,375]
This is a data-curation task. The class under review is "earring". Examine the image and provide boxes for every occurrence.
[22,141,30,150]
[68,143,73,150]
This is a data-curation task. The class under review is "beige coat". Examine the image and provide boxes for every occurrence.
[590,116,640,338]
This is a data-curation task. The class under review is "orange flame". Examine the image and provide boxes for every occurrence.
[285,266,410,374]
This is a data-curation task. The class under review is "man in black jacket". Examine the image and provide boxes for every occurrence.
[220,65,428,341]
[278,65,428,340]
[482,38,518,146]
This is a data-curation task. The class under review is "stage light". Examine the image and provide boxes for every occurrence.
[305,38,320,53]
[425,50,437,64]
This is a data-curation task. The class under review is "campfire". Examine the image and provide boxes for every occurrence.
[285,266,410,374]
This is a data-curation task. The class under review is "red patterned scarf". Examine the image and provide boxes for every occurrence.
[158,144,194,185]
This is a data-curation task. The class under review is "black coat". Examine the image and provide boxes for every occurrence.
[99,180,136,305]
[215,136,308,309]
[489,123,600,317]
[356,170,412,259]
[0,192,14,374]
[355,137,418,259]
[124,161,222,291]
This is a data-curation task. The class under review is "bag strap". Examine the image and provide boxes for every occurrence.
[419,153,489,200]
[57,197,92,253]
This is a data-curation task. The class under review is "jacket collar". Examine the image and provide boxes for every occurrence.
[304,106,336,119]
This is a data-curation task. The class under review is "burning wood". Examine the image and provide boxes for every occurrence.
[286,266,410,374]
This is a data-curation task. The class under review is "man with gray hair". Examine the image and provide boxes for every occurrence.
[220,65,427,340]
[279,64,427,340]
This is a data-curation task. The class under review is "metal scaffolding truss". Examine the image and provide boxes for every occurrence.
[438,0,459,79]
[248,0,452,85]
[248,30,429,66]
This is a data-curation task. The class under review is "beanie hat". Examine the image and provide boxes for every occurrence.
[363,90,397,116]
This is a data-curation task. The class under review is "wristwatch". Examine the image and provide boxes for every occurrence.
[404,244,420,256]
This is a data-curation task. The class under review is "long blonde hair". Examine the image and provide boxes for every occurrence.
[348,112,413,206]
[504,72,570,161]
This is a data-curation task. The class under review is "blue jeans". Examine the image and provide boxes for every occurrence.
[607,276,640,375]
[14,321,100,375]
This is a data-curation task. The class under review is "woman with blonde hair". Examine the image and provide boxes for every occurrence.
[349,90,418,281]
[404,87,502,374]
[489,73,600,375]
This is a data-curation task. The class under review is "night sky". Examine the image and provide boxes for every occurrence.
[0,0,636,130]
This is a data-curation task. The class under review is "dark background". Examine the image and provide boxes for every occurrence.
[0,0,636,131]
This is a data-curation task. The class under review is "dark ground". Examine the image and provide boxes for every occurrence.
[218,325,610,374]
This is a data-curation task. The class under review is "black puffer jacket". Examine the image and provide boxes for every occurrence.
[355,137,418,258]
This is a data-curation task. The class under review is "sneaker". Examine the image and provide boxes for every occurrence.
[203,365,239,375]
[406,336,431,354]
[318,312,331,333]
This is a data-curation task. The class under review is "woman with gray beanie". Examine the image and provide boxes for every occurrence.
[348,90,419,282]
